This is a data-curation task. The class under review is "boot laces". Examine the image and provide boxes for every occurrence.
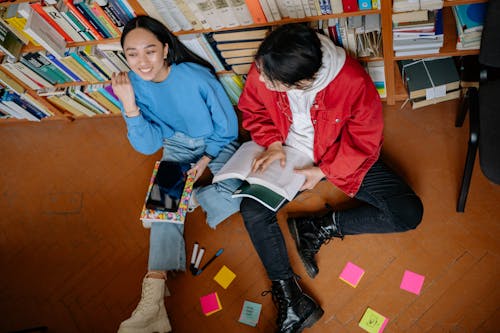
[262,288,288,325]
[302,226,332,256]
[132,281,157,316]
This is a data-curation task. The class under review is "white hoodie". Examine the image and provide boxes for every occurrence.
[285,34,346,160]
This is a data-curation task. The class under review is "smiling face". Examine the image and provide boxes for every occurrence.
[123,27,170,82]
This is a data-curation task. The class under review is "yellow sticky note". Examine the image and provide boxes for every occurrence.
[213,265,236,289]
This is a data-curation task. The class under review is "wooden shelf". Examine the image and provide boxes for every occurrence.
[393,65,409,102]
[443,0,487,6]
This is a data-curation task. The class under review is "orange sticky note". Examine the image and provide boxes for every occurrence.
[213,265,236,289]
[200,292,222,316]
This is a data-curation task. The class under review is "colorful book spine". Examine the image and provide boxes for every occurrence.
[30,3,74,42]
[64,0,104,40]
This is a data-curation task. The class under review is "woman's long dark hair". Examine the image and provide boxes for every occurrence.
[121,15,215,74]
[256,23,322,87]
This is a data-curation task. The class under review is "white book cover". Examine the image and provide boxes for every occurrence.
[162,0,193,31]
[42,5,85,42]
[191,0,225,30]
[1,101,40,121]
[265,0,282,20]
[330,0,343,14]
[149,0,182,32]
[174,0,204,30]
[393,36,443,51]
[186,2,211,29]
[212,141,313,201]
[24,9,67,58]
[258,0,276,21]
[228,0,254,25]
[300,0,313,16]
[307,0,319,15]
[274,0,290,18]
[2,63,44,90]
[394,48,440,57]
[212,0,240,28]
[12,61,55,88]
[293,0,306,18]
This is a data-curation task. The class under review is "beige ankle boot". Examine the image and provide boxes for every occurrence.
[118,277,172,333]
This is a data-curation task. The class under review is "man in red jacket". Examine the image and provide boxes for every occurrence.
[237,24,423,333]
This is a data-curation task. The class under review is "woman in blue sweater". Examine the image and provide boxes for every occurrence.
[111,16,241,333]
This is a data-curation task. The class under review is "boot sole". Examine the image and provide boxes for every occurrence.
[299,306,325,332]
[287,218,318,279]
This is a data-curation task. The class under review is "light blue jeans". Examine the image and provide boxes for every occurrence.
[148,132,242,271]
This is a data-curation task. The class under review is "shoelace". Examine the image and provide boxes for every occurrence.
[261,289,288,325]
[132,281,157,315]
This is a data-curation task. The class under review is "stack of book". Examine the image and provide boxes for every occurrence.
[398,57,460,109]
[452,3,487,50]
[393,0,443,12]
[393,9,443,57]
[207,28,269,75]
[0,87,54,121]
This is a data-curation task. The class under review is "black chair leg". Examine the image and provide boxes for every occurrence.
[455,89,469,127]
[457,88,479,212]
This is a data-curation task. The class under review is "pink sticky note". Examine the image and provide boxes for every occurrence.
[200,292,222,315]
[339,261,365,287]
[400,270,425,295]
[379,318,389,332]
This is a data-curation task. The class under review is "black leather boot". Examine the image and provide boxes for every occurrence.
[269,277,324,333]
[287,212,343,278]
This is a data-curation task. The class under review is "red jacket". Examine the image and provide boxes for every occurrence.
[237,57,383,197]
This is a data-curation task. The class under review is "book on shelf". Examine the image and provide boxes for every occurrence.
[40,4,86,42]
[225,56,255,65]
[220,48,258,58]
[67,86,110,114]
[392,10,428,24]
[212,140,313,210]
[229,0,254,26]
[4,62,55,89]
[244,0,268,24]
[23,8,67,58]
[63,0,104,40]
[87,1,122,37]
[398,57,460,100]
[231,63,252,75]
[140,161,195,227]
[394,48,440,57]
[73,0,115,38]
[94,0,126,29]
[365,61,386,98]
[0,89,50,121]
[211,27,270,42]
[0,18,27,60]
[410,89,460,109]
[57,1,98,40]
[30,3,75,42]
[0,69,26,94]
[453,3,486,34]
[215,39,263,51]
[20,52,74,85]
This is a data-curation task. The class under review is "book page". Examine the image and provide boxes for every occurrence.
[246,145,312,201]
[213,141,313,201]
[212,141,265,182]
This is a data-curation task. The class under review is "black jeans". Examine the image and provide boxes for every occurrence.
[240,159,424,281]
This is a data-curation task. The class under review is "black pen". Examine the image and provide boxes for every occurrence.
[195,248,224,276]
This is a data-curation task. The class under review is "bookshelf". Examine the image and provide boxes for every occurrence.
[0,0,489,123]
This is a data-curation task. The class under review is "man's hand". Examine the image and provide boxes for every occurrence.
[188,155,211,182]
[252,141,286,173]
[295,166,325,191]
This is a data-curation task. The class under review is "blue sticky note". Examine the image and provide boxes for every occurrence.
[238,300,262,327]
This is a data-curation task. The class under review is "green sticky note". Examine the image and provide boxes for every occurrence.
[359,307,389,333]
[238,300,262,327]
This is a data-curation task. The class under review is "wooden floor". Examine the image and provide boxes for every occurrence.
[1,100,499,333]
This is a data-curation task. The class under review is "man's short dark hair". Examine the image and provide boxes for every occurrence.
[256,24,323,87]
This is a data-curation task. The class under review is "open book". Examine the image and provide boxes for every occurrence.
[213,141,313,211]
[140,161,195,228]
